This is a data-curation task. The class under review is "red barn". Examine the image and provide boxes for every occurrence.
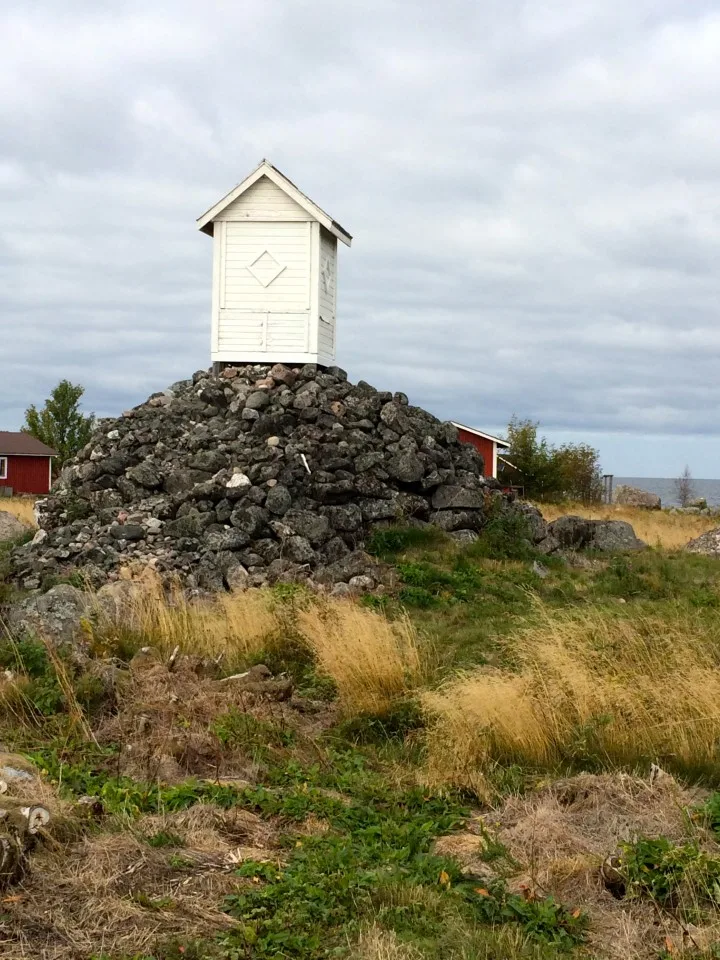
[0,433,57,496]
[451,422,509,479]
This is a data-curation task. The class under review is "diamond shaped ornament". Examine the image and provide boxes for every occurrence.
[247,250,286,287]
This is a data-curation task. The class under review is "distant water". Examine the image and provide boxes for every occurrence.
[615,477,720,508]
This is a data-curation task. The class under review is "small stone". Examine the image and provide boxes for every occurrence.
[267,436,281,447]
[269,363,297,387]
[110,523,145,542]
[241,407,260,421]
[330,582,352,598]
[226,472,251,489]
[448,530,479,546]
[106,429,120,440]
[266,484,292,516]
[348,574,375,594]
[245,390,271,410]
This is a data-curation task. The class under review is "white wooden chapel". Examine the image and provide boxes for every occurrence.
[197,160,352,369]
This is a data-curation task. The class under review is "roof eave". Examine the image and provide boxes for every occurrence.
[196,160,352,246]
[451,422,509,447]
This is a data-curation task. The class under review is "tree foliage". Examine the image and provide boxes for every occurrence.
[23,380,95,469]
[499,416,603,503]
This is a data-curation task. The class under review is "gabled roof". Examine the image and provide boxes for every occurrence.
[196,159,352,246]
[0,432,57,457]
[451,422,510,448]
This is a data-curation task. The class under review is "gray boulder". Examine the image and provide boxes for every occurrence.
[432,485,485,511]
[548,515,646,552]
[9,584,91,646]
[613,484,661,510]
[0,511,31,543]
[591,520,647,552]
[686,528,720,556]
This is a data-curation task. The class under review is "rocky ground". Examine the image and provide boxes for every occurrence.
[10,364,647,600]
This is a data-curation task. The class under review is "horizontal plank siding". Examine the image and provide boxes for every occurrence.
[0,455,52,494]
[221,221,310,312]
[215,175,311,221]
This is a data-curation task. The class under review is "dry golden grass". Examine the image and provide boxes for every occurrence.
[93,578,425,718]
[537,501,717,550]
[92,575,282,664]
[423,604,720,795]
[0,495,37,527]
[298,602,424,715]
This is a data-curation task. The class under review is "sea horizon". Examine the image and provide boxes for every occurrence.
[614,477,720,507]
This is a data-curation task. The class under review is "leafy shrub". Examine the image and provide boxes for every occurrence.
[618,836,720,908]
[468,508,536,561]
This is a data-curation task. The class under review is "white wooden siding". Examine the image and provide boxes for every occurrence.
[317,227,337,361]
[218,312,308,353]
[222,221,311,312]
[318,228,337,323]
[215,175,311,222]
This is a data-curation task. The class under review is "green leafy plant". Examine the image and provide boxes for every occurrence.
[212,709,295,751]
[23,379,96,470]
[618,836,720,908]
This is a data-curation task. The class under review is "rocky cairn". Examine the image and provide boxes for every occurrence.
[12,363,511,595]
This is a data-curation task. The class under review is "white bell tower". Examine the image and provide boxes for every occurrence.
[197,160,352,368]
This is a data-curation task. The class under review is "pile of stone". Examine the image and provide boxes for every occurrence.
[613,484,661,510]
[12,363,504,594]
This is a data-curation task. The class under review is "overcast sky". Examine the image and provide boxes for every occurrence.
[2,1,720,476]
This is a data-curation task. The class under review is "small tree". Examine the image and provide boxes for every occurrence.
[499,416,603,503]
[554,442,604,503]
[674,465,696,507]
[23,380,95,470]
[500,416,561,500]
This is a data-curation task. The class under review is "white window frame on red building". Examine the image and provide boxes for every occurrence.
[0,457,7,480]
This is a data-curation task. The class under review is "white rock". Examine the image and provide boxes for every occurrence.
[226,473,251,489]
[31,529,48,546]
[106,429,120,441]
[267,436,281,447]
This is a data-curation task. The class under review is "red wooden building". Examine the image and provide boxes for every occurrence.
[451,422,509,479]
[0,433,57,496]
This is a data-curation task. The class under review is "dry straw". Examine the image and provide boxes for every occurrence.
[91,574,282,665]
[423,603,720,794]
[0,496,37,528]
[298,602,424,715]
[537,502,717,551]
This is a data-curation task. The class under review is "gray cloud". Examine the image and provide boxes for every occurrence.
[2,0,720,474]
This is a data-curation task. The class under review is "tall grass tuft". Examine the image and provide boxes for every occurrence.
[298,602,424,716]
[424,603,720,795]
[91,575,282,666]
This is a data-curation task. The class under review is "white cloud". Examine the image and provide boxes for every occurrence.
[2,0,720,475]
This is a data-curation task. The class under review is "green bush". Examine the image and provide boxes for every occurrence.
[618,836,720,907]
